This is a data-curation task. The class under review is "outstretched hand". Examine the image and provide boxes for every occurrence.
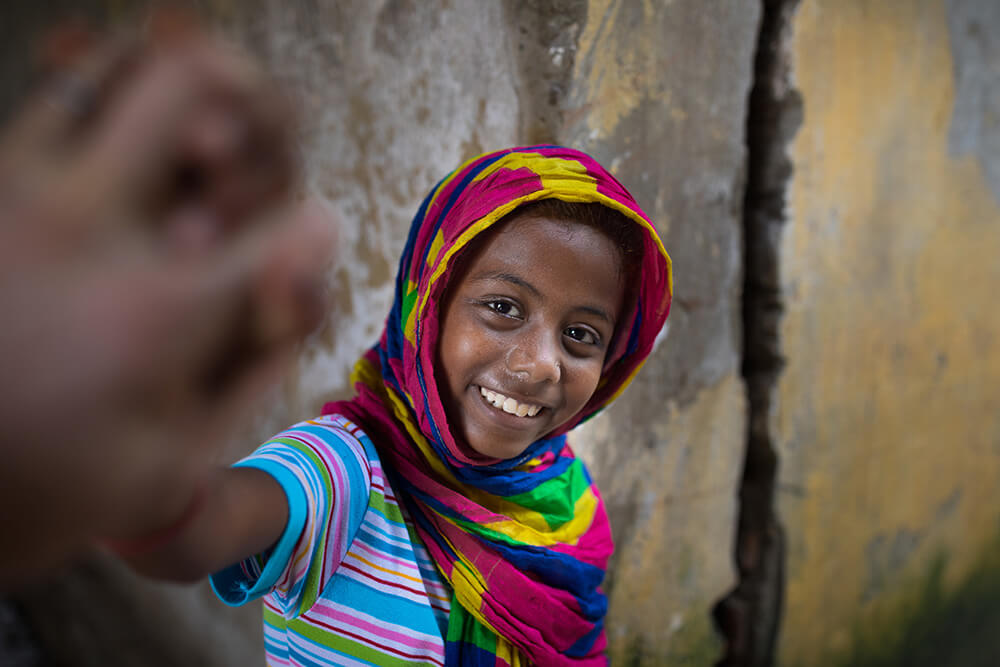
[0,11,334,586]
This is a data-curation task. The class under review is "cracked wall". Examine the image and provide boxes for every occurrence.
[715,0,801,665]
[0,2,755,665]
[559,1,758,663]
[3,1,1000,666]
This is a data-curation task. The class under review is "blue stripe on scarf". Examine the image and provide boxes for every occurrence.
[446,642,498,667]
[486,539,608,608]
[566,621,606,660]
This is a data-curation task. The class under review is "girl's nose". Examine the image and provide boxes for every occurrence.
[505,329,562,384]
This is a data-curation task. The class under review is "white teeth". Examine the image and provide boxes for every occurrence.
[479,386,542,418]
[481,388,501,408]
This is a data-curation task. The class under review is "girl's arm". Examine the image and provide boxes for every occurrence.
[116,466,290,583]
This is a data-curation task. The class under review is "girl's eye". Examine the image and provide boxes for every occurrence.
[564,326,599,345]
[485,299,522,318]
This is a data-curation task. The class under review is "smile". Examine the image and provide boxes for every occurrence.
[478,386,543,417]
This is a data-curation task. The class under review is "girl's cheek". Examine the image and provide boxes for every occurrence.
[579,363,605,401]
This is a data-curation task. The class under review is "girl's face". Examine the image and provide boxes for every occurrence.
[437,214,625,460]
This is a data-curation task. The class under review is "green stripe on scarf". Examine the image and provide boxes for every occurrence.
[506,460,592,530]
[447,601,497,653]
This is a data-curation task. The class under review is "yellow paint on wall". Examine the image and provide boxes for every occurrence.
[572,0,672,140]
[778,1,1000,664]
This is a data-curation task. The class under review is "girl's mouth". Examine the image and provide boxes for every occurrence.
[478,386,543,417]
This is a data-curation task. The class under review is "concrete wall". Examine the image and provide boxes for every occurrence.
[773,0,1000,664]
[560,2,756,662]
[2,1,999,665]
[1,2,754,665]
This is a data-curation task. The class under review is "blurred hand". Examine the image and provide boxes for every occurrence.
[0,11,334,586]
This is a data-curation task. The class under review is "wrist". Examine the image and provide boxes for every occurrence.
[100,482,208,558]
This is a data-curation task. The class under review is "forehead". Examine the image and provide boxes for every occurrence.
[456,214,625,308]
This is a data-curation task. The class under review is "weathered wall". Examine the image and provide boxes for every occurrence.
[774,0,1000,664]
[4,1,526,664]
[4,1,999,665]
[0,1,754,665]
[560,1,757,663]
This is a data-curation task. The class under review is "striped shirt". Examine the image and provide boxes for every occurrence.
[211,414,451,666]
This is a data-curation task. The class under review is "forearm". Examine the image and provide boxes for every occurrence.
[118,466,289,582]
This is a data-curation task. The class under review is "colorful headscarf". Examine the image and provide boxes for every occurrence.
[324,146,672,665]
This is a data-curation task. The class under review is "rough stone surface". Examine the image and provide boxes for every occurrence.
[5,1,999,665]
[559,1,759,663]
[775,0,1000,664]
[214,0,526,430]
[0,0,754,663]
[2,1,749,665]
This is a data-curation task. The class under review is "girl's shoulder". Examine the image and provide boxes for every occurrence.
[270,413,383,485]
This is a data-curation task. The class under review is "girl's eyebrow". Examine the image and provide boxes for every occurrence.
[469,270,615,325]
[469,271,541,297]
[579,305,615,326]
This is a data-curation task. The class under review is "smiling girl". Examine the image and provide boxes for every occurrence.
[117,146,672,666]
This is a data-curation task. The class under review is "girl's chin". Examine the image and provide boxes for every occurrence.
[445,393,545,461]
[461,436,532,462]
[451,425,535,462]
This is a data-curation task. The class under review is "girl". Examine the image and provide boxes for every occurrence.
[119,146,672,666]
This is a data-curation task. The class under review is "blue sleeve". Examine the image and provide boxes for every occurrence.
[208,416,373,616]
[209,458,308,606]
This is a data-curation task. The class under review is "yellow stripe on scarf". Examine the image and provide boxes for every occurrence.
[470,152,597,191]
[426,229,445,267]
[481,486,598,547]
[441,517,525,667]
[436,514,545,667]
[437,528,493,628]
[351,357,459,483]
[497,639,527,667]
